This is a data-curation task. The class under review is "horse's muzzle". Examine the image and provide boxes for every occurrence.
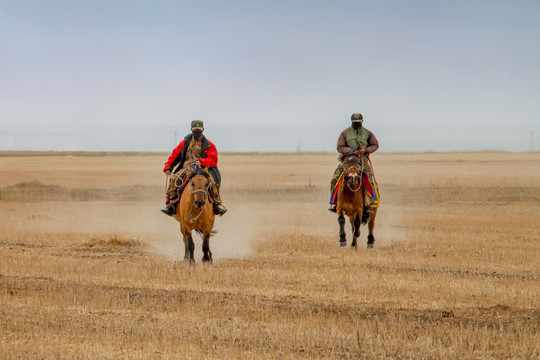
[347,173,359,184]
[194,200,206,208]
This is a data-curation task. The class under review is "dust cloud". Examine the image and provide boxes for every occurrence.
[371,203,408,247]
[136,202,263,261]
[23,197,406,257]
[205,204,262,259]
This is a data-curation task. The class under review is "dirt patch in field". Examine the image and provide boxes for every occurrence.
[0,181,160,202]
[81,235,144,249]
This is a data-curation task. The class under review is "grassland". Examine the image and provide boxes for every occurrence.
[1,151,539,359]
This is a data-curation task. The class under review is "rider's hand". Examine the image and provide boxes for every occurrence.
[165,170,171,176]
[354,148,366,156]
[195,160,202,167]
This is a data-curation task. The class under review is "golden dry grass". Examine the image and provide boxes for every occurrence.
[1,151,539,359]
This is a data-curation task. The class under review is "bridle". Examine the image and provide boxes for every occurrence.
[189,183,210,200]
[188,176,212,224]
[344,155,364,192]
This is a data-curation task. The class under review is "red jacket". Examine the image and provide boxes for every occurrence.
[163,135,218,173]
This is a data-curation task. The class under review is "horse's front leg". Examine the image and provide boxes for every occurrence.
[338,213,346,247]
[202,232,213,263]
[183,230,195,264]
[179,225,189,262]
[351,214,361,249]
[182,237,189,262]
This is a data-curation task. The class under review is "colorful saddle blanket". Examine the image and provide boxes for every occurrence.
[330,172,380,207]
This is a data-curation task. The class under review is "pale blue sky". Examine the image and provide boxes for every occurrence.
[1,0,539,152]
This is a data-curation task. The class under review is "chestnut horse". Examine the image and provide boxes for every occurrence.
[172,168,216,263]
[336,153,377,249]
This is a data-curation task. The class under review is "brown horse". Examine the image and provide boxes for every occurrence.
[336,153,377,249]
[172,168,216,263]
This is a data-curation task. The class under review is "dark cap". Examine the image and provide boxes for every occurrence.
[191,120,204,131]
[351,113,363,122]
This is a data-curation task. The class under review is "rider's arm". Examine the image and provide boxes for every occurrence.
[163,139,186,173]
[337,128,352,155]
[365,130,379,154]
[200,140,218,168]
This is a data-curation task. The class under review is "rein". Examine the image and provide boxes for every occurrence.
[344,155,365,192]
[365,155,377,182]
[188,181,212,224]
[165,168,192,206]
[346,177,362,192]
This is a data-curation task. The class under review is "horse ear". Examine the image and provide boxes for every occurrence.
[204,167,209,173]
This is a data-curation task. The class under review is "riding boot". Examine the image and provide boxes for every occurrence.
[328,204,337,213]
[211,184,227,216]
[160,203,176,216]
[161,194,178,216]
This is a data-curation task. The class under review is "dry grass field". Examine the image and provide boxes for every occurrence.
[1,151,539,359]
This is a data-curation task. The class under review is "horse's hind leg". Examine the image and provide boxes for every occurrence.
[351,214,361,249]
[367,208,378,249]
[338,213,346,247]
[202,233,213,263]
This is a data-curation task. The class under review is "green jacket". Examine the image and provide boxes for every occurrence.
[337,126,379,155]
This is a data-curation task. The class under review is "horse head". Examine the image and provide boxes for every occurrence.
[341,152,361,186]
[189,167,211,209]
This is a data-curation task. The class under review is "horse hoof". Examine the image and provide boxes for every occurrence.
[367,243,374,249]
[339,241,347,247]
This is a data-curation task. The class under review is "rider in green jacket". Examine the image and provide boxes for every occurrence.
[329,113,380,215]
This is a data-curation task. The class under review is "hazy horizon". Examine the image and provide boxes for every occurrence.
[1,0,539,153]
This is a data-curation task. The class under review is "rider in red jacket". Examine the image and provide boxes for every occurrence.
[161,120,227,216]
[163,135,218,173]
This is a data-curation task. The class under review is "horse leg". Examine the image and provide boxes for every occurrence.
[182,236,189,262]
[367,207,378,249]
[338,213,346,247]
[202,232,213,263]
[351,214,361,249]
[180,226,190,262]
[184,231,195,264]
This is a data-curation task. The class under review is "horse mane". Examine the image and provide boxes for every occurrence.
[190,168,211,180]
[340,151,359,162]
